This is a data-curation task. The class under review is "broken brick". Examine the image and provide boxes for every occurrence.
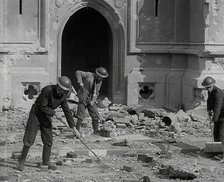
[100,129,111,137]
[123,165,133,172]
[85,158,93,163]
[116,123,127,129]
[137,154,153,163]
[11,151,21,159]
[159,165,170,175]
[112,139,128,146]
[66,151,77,158]
[56,160,63,166]
[0,140,6,146]
[204,142,223,153]
[123,179,140,182]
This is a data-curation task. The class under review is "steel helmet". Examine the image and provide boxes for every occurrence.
[95,67,108,78]
[201,76,216,87]
[58,76,72,91]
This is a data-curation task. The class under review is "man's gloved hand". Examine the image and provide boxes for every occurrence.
[72,127,80,139]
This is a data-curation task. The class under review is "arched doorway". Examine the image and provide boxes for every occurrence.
[61,7,112,99]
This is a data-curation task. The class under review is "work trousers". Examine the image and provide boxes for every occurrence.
[23,104,53,147]
[213,118,224,144]
[76,102,98,121]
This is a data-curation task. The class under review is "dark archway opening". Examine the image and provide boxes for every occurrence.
[62,7,112,99]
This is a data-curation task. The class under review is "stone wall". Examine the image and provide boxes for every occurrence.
[0,0,224,112]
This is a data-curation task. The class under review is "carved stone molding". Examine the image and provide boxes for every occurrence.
[54,0,126,26]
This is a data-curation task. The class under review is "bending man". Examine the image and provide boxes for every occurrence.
[75,67,108,134]
[17,76,80,171]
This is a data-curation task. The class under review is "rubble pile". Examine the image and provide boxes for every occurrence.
[0,98,223,182]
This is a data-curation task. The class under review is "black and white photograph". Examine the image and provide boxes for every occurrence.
[0,0,224,181]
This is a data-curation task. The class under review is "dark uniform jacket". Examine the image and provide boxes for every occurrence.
[207,85,224,123]
[76,71,102,104]
[34,85,75,128]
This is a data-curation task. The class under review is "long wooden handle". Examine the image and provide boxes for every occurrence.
[57,117,105,164]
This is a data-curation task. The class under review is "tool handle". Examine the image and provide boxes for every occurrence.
[56,117,104,164]
[81,87,104,123]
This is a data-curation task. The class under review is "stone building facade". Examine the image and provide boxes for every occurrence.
[0,0,224,111]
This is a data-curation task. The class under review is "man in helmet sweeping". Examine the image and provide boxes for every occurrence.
[202,76,224,157]
[75,67,108,134]
[17,76,80,171]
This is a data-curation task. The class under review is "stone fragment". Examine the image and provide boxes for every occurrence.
[0,140,6,146]
[116,123,127,129]
[159,166,170,175]
[123,165,133,172]
[123,179,140,182]
[204,142,223,153]
[111,139,129,146]
[11,151,21,159]
[137,154,153,163]
[100,129,111,137]
[56,160,63,166]
[85,158,93,163]
[169,167,197,180]
[66,151,77,158]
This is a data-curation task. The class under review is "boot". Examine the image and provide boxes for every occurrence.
[92,120,100,134]
[17,146,30,171]
[76,118,83,132]
[42,145,57,170]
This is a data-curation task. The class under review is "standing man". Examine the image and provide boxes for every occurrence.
[17,76,80,171]
[75,67,108,134]
[201,76,224,144]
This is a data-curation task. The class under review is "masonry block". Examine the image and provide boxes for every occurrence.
[159,166,170,175]
[11,151,21,159]
[123,179,140,182]
[66,151,77,158]
[85,158,93,163]
[112,139,128,146]
[56,160,63,166]
[204,142,223,153]
[116,123,127,129]
[0,140,6,146]
[123,165,133,172]
[100,129,111,137]
[40,165,48,171]
[137,154,153,163]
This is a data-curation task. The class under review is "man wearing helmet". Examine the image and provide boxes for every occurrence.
[17,76,80,171]
[75,67,108,134]
[201,76,224,145]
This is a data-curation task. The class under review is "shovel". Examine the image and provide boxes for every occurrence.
[55,116,109,168]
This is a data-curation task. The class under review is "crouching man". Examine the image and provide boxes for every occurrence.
[17,76,80,171]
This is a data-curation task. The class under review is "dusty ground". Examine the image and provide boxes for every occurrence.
[0,108,224,182]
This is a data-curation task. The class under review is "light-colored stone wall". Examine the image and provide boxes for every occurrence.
[0,0,224,113]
